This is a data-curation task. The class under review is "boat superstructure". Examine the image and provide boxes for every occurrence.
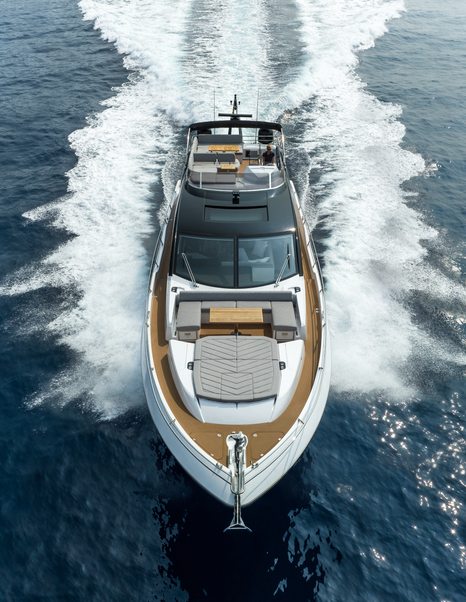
[142,98,330,529]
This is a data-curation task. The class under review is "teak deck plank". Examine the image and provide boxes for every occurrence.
[208,144,241,152]
[209,307,264,324]
[149,219,321,466]
[217,163,238,173]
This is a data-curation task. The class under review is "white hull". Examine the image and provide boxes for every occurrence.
[142,316,330,505]
[141,113,331,516]
[141,177,331,504]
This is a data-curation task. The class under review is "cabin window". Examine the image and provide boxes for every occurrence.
[238,234,297,287]
[175,233,297,288]
[175,235,234,287]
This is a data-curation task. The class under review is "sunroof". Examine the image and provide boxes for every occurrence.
[205,206,268,222]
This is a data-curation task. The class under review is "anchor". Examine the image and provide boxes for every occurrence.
[224,432,251,532]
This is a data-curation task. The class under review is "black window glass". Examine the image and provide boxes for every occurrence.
[175,235,234,287]
[238,233,297,287]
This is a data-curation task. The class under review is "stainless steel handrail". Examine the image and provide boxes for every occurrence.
[181,253,198,288]
[147,222,166,288]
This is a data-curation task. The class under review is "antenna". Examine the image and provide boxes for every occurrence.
[218,94,253,134]
[218,94,253,120]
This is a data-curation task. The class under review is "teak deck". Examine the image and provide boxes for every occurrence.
[149,218,321,466]
[209,307,264,324]
[208,144,241,152]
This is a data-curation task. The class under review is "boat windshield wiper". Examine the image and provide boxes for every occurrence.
[181,252,198,288]
[274,253,291,287]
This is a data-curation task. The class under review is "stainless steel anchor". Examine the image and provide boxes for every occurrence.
[224,432,251,532]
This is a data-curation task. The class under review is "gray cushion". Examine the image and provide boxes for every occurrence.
[236,336,279,360]
[201,300,236,309]
[236,301,271,309]
[193,336,280,401]
[271,302,297,331]
[189,172,234,186]
[215,174,237,185]
[193,152,216,163]
[189,171,202,183]
[194,336,237,361]
[179,290,293,303]
[202,173,219,184]
[216,153,236,163]
[198,134,242,145]
[190,172,218,185]
[177,301,201,331]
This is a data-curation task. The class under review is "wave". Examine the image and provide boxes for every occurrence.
[0,1,194,416]
[284,0,465,396]
[1,0,463,416]
[0,0,286,415]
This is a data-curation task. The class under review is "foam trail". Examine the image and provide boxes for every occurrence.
[281,2,466,581]
[171,0,302,121]
[285,0,466,395]
[0,1,196,416]
[179,0,274,119]
[1,0,464,415]
[0,0,285,416]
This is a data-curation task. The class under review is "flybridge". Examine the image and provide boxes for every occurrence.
[185,114,286,192]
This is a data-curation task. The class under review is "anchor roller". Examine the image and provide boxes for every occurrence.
[224,432,251,532]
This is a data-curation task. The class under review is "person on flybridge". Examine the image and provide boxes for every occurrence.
[262,144,275,165]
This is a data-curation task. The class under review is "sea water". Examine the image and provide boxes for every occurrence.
[0,1,464,600]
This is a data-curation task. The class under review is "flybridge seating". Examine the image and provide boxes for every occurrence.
[175,290,300,342]
[187,129,285,191]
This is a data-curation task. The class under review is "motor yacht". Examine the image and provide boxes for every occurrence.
[142,97,331,530]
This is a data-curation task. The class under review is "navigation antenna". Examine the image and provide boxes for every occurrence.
[218,94,253,133]
[224,432,251,532]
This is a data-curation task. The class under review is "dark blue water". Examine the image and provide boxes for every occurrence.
[1,1,464,600]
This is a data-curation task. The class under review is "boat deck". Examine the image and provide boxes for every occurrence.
[148,222,321,467]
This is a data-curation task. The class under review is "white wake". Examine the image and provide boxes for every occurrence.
[284,0,465,395]
[1,0,463,416]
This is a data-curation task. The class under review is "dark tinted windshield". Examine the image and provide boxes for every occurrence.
[175,233,297,288]
[175,235,234,287]
[238,234,297,287]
